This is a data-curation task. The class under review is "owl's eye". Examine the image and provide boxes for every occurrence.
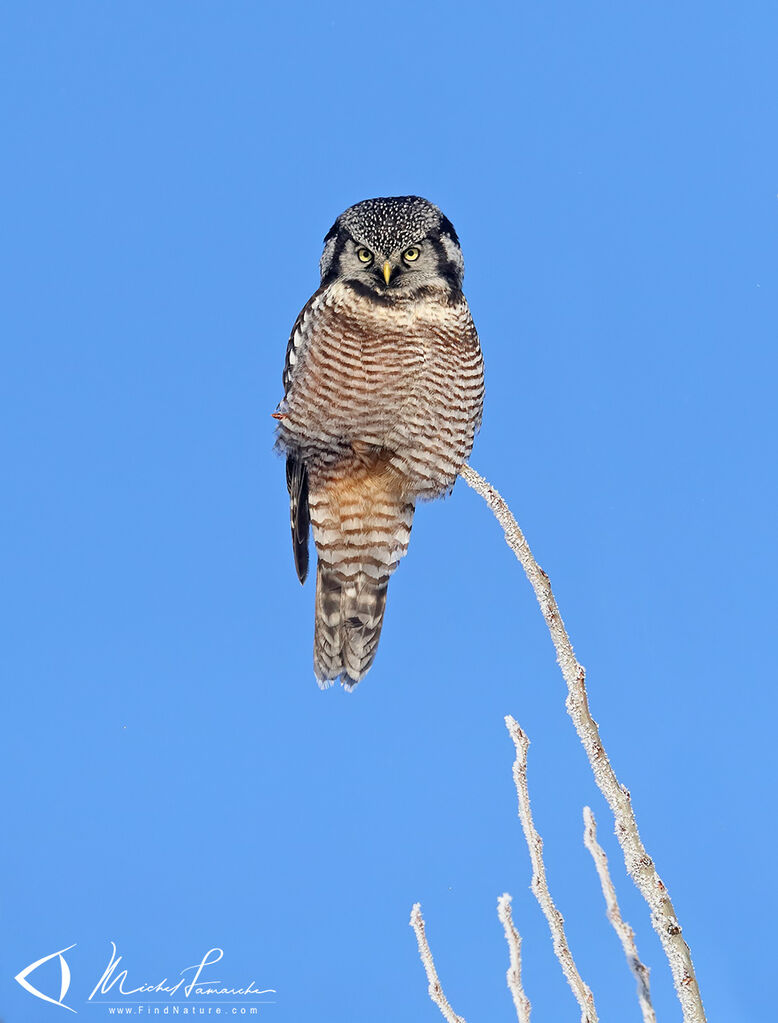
[403,247,420,262]
[356,247,373,264]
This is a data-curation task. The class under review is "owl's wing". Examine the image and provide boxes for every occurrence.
[280,289,326,586]
[286,454,310,584]
[282,285,326,394]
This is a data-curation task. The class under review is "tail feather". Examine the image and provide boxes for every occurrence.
[314,565,389,689]
[310,469,414,689]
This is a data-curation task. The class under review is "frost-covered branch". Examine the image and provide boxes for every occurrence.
[497,893,532,1023]
[583,807,656,1023]
[409,903,466,1023]
[460,464,706,1023]
[506,717,597,1023]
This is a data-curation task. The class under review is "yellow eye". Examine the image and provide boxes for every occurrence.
[403,247,420,262]
[357,247,373,263]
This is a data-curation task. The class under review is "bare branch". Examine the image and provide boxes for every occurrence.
[461,463,706,1023]
[506,716,598,1023]
[583,807,656,1023]
[497,893,532,1023]
[409,903,466,1023]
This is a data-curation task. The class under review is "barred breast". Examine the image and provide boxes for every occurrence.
[278,280,484,497]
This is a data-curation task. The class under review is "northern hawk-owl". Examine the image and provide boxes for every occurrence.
[275,196,484,688]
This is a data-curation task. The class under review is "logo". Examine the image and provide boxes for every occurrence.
[14,943,77,1012]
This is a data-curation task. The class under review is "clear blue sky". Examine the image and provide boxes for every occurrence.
[2,2,776,1020]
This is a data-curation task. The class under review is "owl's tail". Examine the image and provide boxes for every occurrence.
[310,471,414,689]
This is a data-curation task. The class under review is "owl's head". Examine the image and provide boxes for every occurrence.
[319,196,465,296]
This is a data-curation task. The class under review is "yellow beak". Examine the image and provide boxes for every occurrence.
[383,260,392,285]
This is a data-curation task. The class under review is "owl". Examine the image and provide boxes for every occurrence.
[275,196,484,689]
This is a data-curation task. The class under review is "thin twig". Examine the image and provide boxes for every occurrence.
[497,893,532,1023]
[583,807,656,1023]
[461,463,706,1023]
[506,717,598,1023]
[409,903,466,1023]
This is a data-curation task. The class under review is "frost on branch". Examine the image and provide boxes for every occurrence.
[497,894,532,1023]
[459,463,705,1023]
[409,465,705,1023]
[583,806,656,1023]
[409,903,466,1023]
[506,716,598,1023]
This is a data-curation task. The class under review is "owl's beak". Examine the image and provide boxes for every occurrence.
[382,260,393,285]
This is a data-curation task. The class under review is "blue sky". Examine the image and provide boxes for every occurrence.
[2,2,776,1020]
